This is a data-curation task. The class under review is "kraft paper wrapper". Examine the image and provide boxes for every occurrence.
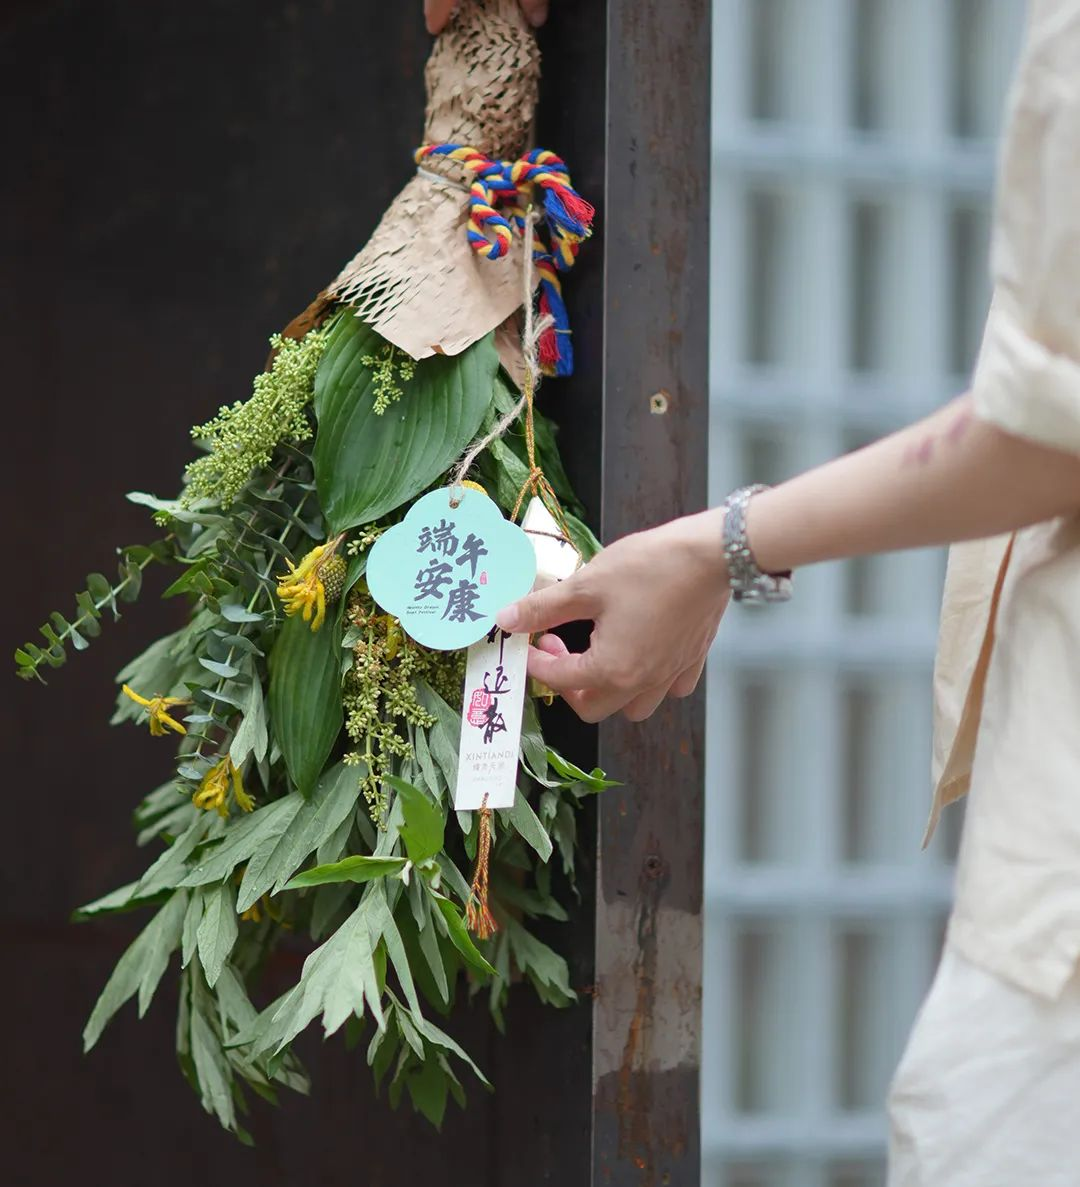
[328,0,540,367]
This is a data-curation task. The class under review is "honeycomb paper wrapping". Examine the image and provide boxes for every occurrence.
[328,0,540,365]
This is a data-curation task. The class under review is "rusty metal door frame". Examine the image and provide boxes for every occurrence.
[593,1,712,1183]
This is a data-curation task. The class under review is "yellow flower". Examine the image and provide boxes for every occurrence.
[276,533,346,632]
[121,684,190,736]
[192,756,252,818]
[240,894,288,926]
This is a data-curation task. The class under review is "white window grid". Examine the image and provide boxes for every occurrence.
[703,3,1024,1185]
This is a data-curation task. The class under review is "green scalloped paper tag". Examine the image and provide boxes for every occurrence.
[366,487,537,650]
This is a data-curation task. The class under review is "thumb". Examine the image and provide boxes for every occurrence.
[496,575,595,634]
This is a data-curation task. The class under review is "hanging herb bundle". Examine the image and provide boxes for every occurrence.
[15,0,609,1139]
[16,307,609,1138]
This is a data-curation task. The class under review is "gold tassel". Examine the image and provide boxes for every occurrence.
[466,794,497,939]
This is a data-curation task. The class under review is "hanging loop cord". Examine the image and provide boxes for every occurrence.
[415,144,594,376]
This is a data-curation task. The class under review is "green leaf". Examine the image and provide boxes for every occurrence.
[181,887,204,969]
[284,855,407,891]
[520,697,549,782]
[406,1057,450,1129]
[433,895,496,976]
[313,318,499,532]
[236,763,361,909]
[199,657,240,679]
[415,682,460,791]
[83,891,189,1050]
[187,972,236,1130]
[369,887,423,1020]
[219,602,264,624]
[179,795,302,888]
[112,628,193,724]
[229,672,268,766]
[547,748,619,791]
[196,882,239,988]
[85,572,112,602]
[268,611,344,795]
[503,788,553,862]
[502,916,576,1008]
[71,881,167,922]
[241,897,384,1056]
[564,512,603,563]
[386,775,444,864]
[414,1013,491,1087]
[344,550,368,598]
[135,815,216,896]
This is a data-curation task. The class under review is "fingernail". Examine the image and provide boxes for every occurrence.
[496,604,520,632]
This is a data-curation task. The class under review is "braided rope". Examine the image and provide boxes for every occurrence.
[415,144,594,376]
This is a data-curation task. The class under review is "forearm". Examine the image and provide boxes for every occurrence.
[731,395,1080,574]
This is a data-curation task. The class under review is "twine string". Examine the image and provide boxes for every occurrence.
[465,793,497,940]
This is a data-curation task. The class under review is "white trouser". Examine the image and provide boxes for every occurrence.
[887,943,1080,1186]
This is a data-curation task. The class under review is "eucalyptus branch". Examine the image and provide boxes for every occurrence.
[14,541,172,682]
[185,479,314,775]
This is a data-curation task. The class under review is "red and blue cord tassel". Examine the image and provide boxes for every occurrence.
[415,144,595,377]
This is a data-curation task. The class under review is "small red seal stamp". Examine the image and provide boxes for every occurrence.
[466,688,492,727]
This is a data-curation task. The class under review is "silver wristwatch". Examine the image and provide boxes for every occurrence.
[720,484,793,604]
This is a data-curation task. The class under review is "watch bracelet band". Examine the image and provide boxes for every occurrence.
[720,484,794,604]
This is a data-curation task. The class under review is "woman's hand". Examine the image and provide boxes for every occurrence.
[496,511,731,722]
[424,0,550,34]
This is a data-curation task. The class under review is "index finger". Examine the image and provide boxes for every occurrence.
[526,642,597,693]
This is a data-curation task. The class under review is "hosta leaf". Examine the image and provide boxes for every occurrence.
[313,317,499,532]
[268,610,343,795]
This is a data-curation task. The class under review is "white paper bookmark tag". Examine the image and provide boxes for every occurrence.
[452,497,583,812]
[454,626,529,810]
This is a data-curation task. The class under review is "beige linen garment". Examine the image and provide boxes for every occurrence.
[928,0,1080,999]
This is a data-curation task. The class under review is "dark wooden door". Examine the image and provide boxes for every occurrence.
[5,2,603,1182]
[6,1,710,1182]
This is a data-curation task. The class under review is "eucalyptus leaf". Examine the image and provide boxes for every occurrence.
[313,317,498,532]
[268,610,344,796]
[219,602,264,624]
